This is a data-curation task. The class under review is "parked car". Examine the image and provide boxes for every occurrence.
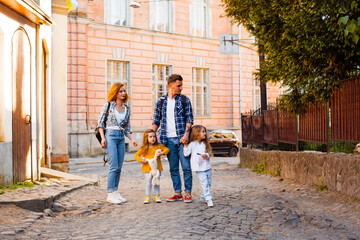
[354,143,360,153]
[208,130,239,157]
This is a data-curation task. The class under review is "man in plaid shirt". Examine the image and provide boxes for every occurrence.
[152,74,194,203]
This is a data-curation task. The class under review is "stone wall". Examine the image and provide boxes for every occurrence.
[240,148,360,198]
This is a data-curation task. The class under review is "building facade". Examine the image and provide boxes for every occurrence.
[67,0,281,157]
[0,0,69,185]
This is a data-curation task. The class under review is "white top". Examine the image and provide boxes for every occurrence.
[183,141,211,172]
[166,96,177,137]
[114,107,127,125]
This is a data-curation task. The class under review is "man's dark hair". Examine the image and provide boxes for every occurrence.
[167,74,183,85]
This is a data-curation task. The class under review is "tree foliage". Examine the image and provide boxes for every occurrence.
[339,1,360,44]
[222,0,360,113]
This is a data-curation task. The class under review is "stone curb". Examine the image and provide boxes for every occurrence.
[0,168,98,212]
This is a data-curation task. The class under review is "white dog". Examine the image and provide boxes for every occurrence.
[147,149,163,186]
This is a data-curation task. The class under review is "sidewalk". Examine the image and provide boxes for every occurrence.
[0,167,98,212]
[70,152,137,165]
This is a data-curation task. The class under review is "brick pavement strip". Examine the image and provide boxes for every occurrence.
[1,157,360,239]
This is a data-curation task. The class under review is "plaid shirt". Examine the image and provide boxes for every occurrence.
[152,93,194,145]
[97,102,132,136]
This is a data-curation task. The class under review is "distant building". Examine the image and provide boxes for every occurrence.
[67,0,281,157]
[0,0,69,185]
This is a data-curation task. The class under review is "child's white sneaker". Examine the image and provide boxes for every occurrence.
[107,192,122,204]
[114,192,127,203]
[207,200,214,207]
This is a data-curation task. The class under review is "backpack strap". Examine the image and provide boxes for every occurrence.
[104,102,110,129]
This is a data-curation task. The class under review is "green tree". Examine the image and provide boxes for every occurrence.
[222,0,360,113]
[339,1,360,44]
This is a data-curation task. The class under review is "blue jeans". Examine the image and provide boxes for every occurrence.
[166,137,192,193]
[105,129,125,193]
[197,169,212,201]
[145,172,161,196]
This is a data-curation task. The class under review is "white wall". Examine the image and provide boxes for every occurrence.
[0,4,39,184]
[49,0,69,160]
[51,12,68,156]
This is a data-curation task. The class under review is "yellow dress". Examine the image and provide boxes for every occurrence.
[134,145,169,173]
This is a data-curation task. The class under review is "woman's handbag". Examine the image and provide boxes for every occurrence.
[95,102,110,145]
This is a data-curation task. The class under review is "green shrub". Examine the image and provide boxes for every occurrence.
[315,180,328,191]
[351,196,359,202]
[270,167,281,177]
[0,181,34,191]
[252,157,267,174]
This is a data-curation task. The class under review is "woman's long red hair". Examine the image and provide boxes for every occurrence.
[107,82,130,103]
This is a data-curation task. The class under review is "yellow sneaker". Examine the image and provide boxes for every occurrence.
[154,194,162,203]
[144,195,150,204]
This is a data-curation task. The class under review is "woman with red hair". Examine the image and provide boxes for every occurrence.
[97,82,137,204]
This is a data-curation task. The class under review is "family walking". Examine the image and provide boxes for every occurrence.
[97,74,214,207]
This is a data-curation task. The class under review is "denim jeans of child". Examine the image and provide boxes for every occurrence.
[166,137,192,193]
[105,129,125,193]
[197,169,212,201]
[145,172,161,196]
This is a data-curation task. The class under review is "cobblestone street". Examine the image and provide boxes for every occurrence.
[1,156,360,239]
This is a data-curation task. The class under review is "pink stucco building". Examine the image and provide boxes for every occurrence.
[67,0,281,157]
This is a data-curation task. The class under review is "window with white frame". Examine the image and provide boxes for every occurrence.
[106,60,130,96]
[104,0,129,26]
[192,68,210,117]
[152,64,172,108]
[190,0,211,37]
[150,0,172,32]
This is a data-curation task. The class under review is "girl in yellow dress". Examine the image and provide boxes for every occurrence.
[135,129,169,204]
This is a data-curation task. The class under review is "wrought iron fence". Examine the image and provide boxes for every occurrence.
[241,77,360,152]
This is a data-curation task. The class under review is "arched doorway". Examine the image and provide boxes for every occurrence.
[12,27,32,183]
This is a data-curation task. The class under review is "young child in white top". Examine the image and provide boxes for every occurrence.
[183,125,214,207]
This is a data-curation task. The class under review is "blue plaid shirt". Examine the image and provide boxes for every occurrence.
[152,93,194,145]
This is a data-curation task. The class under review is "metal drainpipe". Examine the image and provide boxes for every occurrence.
[238,26,242,144]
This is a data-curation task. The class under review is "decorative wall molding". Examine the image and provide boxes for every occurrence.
[157,52,169,63]
[112,48,125,59]
[196,56,206,66]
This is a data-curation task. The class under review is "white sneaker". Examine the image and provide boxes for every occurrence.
[207,200,214,207]
[107,192,122,204]
[114,192,127,203]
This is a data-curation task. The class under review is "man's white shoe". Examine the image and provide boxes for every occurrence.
[114,192,127,203]
[207,200,214,207]
[107,192,122,204]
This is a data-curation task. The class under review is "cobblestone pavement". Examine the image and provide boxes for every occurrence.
[1,156,360,239]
